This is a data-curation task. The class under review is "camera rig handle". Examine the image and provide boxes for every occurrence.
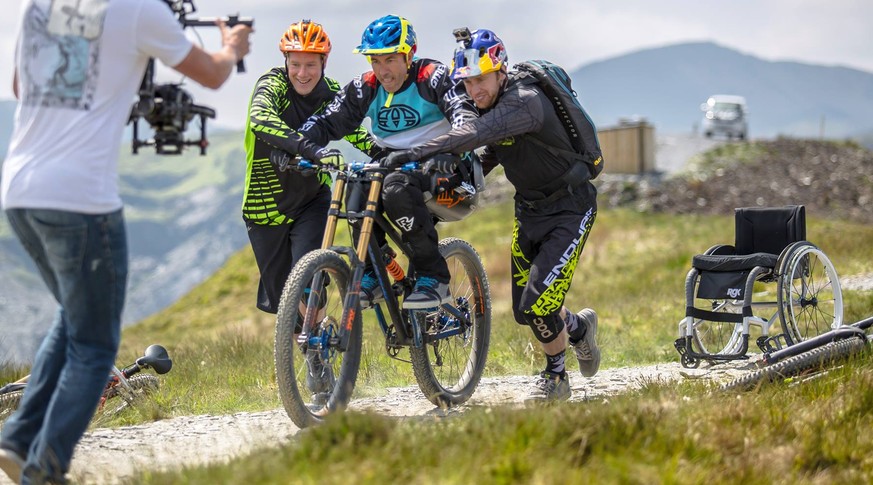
[183,15,254,73]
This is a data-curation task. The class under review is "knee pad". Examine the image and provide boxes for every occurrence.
[523,313,565,344]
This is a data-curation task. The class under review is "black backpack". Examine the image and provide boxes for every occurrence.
[513,60,604,180]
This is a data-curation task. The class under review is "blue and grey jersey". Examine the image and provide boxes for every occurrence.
[299,58,477,152]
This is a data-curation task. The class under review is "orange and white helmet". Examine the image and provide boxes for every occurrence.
[279,20,332,56]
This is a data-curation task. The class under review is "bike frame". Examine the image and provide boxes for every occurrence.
[298,161,473,355]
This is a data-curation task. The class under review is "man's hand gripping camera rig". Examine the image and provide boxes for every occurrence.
[128,0,253,155]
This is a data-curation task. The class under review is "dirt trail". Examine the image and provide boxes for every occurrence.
[0,361,753,485]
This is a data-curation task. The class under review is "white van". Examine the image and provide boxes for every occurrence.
[701,95,748,140]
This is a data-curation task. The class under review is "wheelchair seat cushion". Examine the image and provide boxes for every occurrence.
[692,252,779,272]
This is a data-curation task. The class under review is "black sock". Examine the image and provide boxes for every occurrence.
[544,351,566,377]
[565,312,585,343]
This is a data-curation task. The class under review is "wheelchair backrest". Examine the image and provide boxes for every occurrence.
[734,205,806,255]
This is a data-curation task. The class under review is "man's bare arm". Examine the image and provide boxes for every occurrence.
[172,22,251,89]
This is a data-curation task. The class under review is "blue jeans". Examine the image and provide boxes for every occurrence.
[1,208,127,484]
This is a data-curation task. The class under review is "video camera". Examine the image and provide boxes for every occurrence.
[128,0,253,155]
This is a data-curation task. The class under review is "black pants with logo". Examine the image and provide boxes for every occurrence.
[381,170,450,283]
[510,183,597,341]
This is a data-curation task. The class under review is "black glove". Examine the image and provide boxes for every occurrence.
[313,147,345,169]
[423,156,457,174]
[269,149,294,172]
[382,150,412,168]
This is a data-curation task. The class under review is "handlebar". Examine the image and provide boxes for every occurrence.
[296,159,421,174]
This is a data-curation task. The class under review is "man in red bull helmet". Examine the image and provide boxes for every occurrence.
[384,28,604,402]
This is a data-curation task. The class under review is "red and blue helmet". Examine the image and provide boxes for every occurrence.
[353,15,417,56]
[450,29,507,81]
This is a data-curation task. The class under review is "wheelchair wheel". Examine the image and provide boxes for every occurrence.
[689,274,744,356]
[778,243,843,344]
[409,238,491,408]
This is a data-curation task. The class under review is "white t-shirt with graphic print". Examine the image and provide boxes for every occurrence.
[1,0,193,213]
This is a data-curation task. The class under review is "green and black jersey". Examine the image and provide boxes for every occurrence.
[242,67,374,225]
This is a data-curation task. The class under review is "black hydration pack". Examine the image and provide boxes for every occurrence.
[512,60,604,180]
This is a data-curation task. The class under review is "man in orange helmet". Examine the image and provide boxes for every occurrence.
[242,20,375,397]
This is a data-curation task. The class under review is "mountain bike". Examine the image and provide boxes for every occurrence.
[274,158,491,428]
[0,344,173,423]
[720,315,873,391]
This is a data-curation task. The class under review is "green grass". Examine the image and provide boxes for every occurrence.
[5,195,873,483]
[132,353,873,484]
[106,204,873,421]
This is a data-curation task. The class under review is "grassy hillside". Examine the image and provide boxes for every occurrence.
[108,201,873,422]
[114,197,873,483]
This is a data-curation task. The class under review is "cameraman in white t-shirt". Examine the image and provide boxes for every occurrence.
[0,1,250,483]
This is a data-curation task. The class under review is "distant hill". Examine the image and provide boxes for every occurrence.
[571,41,873,138]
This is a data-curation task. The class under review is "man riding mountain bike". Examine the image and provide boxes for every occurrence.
[297,14,479,310]
[242,20,376,400]
[384,28,603,402]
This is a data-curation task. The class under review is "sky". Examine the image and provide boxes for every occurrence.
[1,0,871,130]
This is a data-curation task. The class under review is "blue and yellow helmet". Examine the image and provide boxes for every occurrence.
[450,29,507,81]
[353,15,417,56]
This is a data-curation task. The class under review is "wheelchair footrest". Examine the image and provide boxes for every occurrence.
[757,334,791,353]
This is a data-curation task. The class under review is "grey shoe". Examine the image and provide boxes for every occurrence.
[304,351,335,396]
[525,371,571,403]
[571,308,601,377]
[0,446,24,485]
[402,276,452,310]
[359,271,384,307]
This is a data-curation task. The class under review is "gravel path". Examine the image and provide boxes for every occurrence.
[0,360,756,485]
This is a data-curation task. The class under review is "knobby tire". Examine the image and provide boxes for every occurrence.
[409,238,491,408]
[275,249,362,428]
[720,337,867,392]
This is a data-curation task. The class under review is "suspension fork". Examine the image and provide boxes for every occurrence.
[335,172,385,351]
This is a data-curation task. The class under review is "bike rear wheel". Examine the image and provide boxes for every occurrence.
[0,389,24,423]
[409,238,491,408]
[720,337,867,392]
[275,249,363,428]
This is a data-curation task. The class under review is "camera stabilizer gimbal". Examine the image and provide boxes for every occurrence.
[128,0,253,155]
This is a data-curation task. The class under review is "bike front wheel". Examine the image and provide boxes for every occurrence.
[275,249,362,428]
[409,238,491,408]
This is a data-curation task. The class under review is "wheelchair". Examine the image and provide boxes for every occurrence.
[675,205,844,368]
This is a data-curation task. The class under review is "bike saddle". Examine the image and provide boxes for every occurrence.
[136,344,173,375]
